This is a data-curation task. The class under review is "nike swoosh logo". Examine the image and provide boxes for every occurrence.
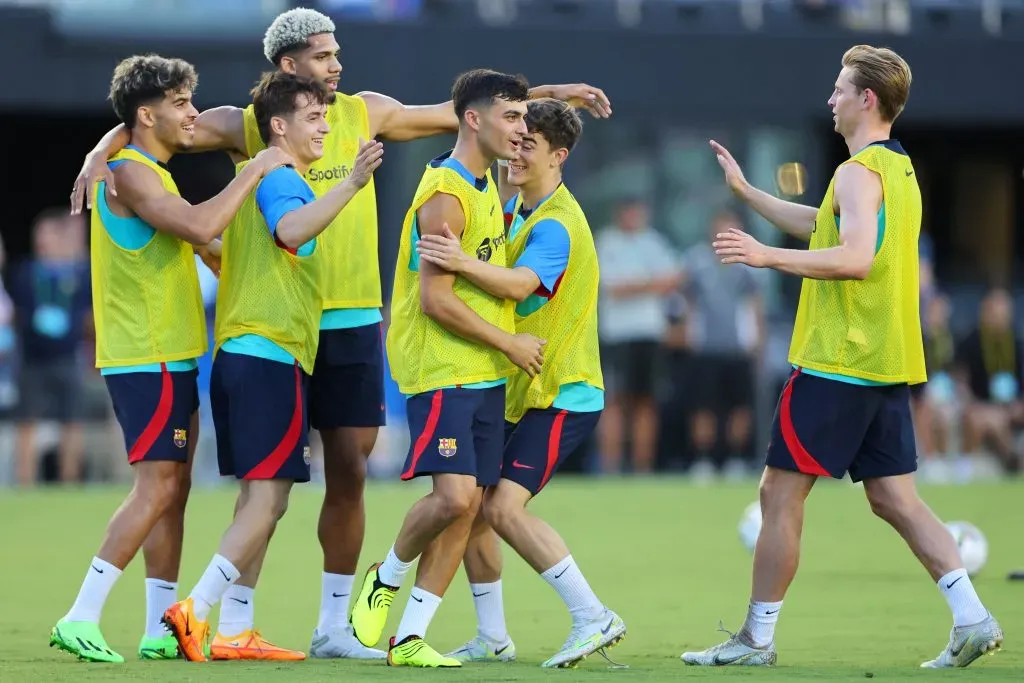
[230,598,249,604]
[765,609,778,615]
[601,618,615,635]
[554,567,568,579]
[495,643,510,655]
[184,616,192,637]
[713,653,744,665]
[91,565,104,574]
[411,595,423,603]
[217,566,231,581]
[905,169,914,176]
[332,592,349,598]
[946,576,963,589]
[472,591,490,598]
[156,585,175,591]
[511,460,534,469]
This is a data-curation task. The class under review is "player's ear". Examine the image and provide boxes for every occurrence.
[554,147,569,168]
[463,108,481,132]
[270,115,287,137]
[279,55,297,75]
[136,105,156,129]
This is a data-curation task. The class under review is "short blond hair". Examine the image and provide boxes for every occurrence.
[842,45,912,123]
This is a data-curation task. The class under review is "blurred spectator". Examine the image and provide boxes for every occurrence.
[957,287,1023,474]
[911,293,958,460]
[678,209,764,474]
[8,210,91,486]
[0,235,16,414]
[596,198,682,473]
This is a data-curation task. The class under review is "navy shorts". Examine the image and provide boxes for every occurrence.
[212,351,311,482]
[765,368,917,483]
[401,385,505,486]
[105,366,199,465]
[503,408,602,495]
[309,324,386,430]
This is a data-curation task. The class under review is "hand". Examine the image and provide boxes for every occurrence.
[71,153,115,214]
[503,332,547,378]
[195,240,222,278]
[253,147,295,176]
[416,223,468,273]
[709,140,750,198]
[545,83,612,119]
[713,228,773,268]
[348,138,384,189]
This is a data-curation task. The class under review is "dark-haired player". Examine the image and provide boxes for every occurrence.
[350,69,548,668]
[49,54,291,663]
[416,98,624,669]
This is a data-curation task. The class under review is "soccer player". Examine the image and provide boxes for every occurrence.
[70,8,610,660]
[48,54,292,663]
[161,71,383,663]
[414,98,626,669]
[680,45,1003,669]
[349,69,548,668]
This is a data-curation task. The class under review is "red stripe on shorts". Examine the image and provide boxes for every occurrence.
[538,410,568,491]
[245,363,304,479]
[779,369,831,477]
[401,390,443,481]
[128,363,174,464]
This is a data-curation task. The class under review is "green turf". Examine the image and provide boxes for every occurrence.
[1,476,1020,681]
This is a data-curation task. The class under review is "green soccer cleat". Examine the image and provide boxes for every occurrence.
[349,562,398,647]
[387,635,461,667]
[138,633,180,660]
[50,618,125,663]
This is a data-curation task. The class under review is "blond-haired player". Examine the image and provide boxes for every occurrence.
[681,45,1003,669]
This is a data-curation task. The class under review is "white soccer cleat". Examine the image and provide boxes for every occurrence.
[921,614,1003,668]
[309,624,387,659]
[681,623,777,666]
[444,634,516,662]
[541,608,626,669]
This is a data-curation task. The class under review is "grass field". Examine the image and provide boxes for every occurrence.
[1,476,1020,681]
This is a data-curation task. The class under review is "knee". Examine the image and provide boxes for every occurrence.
[481,495,516,535]
[438,486,480,523]
[758,473,801,520]
[174,471,192,509]
[142,469,182,514]
[865,487,904,524]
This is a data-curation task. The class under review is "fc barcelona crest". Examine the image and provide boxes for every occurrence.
[173,429,187,448]
[438,438,457,458]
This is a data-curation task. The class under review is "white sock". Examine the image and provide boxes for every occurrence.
[394,587,442,642]
[188,554,241,621]
[743,600,782,648]
[938,569,988,626]
[317,573,355,632]
[470,581,508,643]
[65,557,123,623]
[540,555,604,623]
[377,546,414,588]
[144,578,177,638]
[218,584,255,637]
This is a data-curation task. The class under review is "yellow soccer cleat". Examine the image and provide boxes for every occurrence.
[349,562,398,647]
[387,635,462,668]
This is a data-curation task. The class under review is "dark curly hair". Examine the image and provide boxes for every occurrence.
[250,71,330,145]
[525,98,583,153]
[109,54,198,128]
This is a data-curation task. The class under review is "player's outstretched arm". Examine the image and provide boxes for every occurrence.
[360,83,611,143]
[710,140,818,241]
[71,107,248,215]
[111,147,293,246]
[275,139,383,248]
[416,224,540,302]
[418,193,546,377]
[713,163,880,281]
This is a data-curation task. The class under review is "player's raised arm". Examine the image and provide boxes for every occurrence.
[417,224,540,302]
[275,138,383,248]
[711,140,818,241]
[111,147,292,246]
[360,83,611,143]
[714,162,881,281]
[417,193,545,376]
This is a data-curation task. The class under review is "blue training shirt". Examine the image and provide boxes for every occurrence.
[221,166,316,365]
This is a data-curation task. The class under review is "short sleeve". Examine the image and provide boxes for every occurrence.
[255,167,315,236]
[514,218,570,294]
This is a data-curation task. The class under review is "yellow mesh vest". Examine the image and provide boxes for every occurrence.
[387,164,514,395]
[90,148,207,368]
[789,143,927,384]
[504,185,604,423]
[213,162,323,373]
[243,93,379,309]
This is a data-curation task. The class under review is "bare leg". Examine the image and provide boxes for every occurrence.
[597,397,624,474]
[15,421,37,487]
[631,395,659,474]
[58,422,85,484]
[750,467,817,602]
[318,426,377,574]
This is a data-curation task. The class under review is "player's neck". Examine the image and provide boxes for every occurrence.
[844,122,892,156]
[271,139,311,175]
[128,132,173,164]
[451,137,494,180]
[520,172,562,210]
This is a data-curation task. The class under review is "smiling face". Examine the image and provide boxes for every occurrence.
[506,129,566,187]
[147,87,199,152]
[472,97,528,161]
[108,54,199,154]
[279,32,342,103]
[276,93,330,165]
